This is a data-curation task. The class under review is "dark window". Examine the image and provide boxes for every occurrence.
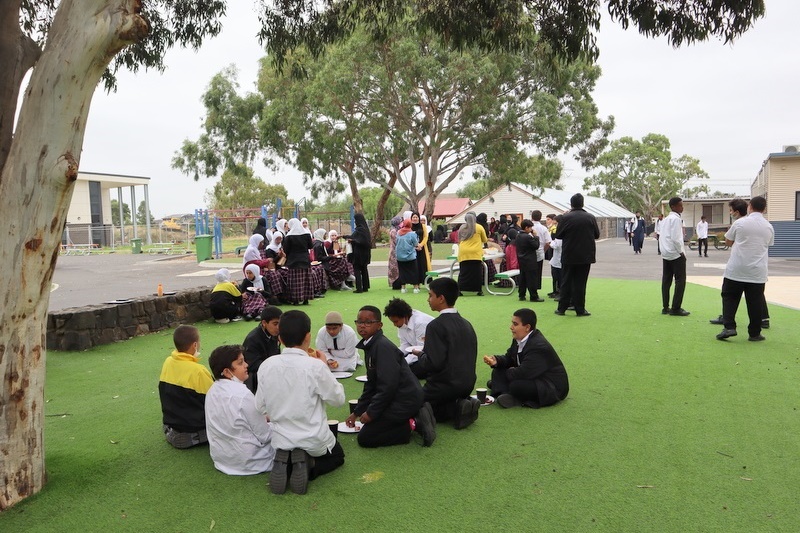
[795,191,800,220]
[88,181,103,244]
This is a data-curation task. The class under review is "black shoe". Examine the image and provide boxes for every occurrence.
[530,297,545,303]
[353,290,364,293]
[289,449,312,495]
[716,329,737,341]
[302,300,309,305]
[669,308,690,316]
[453,398,479,430]
[554,309,566,316]
[314,293,325,298]
[748,335,766,342]
[269,449,291,494]
[415,402,437,447]
[546,292,557,298]
[576,310,591,317]
[519,296,526,301]
[476,291,484,296]
[552,296,560,301]
[761,319,770,329]
[662,308,670,315]
[709,315,724,325]
[704,254,708,257]
[497,394,521,409]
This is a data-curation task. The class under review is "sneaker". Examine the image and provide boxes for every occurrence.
[453,398,480,430]
[761,319,770,329]
[413,288,420,294]
[340,283,352,291]
[716,328,737,341]
[289,449,313,495]
[215,318,230,324]
[669,308,690,316]
[231,316,243,322]
[415,402,437,447]
[347,275,356,282]
[401,288,407,294]
[497,394,522,409]
[243,315,253,321]
[269,449,290,494]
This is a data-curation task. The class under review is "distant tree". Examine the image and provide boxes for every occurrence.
[136,201,155,225]
[110,199,131,226]
[360,187,403,222]
[204,164,290,214]
[456,180,494,200]
[584,133,710,220]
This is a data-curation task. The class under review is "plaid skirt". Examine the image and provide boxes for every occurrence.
[242,291,267,316]
[485,259,497,282]
[310,264,327,293]
[263,270,285,298]
[279,267,315,303]
[325,257,350,287]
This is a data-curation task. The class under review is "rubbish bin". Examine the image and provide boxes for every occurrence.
[131,238,142,254]
[195,234,213,262]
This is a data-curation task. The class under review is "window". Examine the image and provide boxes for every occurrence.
[795,191,800,220]
[703,203,724,224]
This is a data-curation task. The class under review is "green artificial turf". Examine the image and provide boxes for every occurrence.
[3,279,799,532]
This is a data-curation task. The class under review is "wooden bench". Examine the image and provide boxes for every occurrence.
[486,269,520,296]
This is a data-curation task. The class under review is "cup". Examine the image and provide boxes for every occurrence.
[476,388,488,404]
[327,419,339,437]
[307,347,317,357]
[349,399,358,414]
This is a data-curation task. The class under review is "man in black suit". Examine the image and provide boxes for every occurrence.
[554,193,600,317]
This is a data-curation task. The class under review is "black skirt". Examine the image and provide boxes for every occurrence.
[458,260,484,292]
[398,259,418,285]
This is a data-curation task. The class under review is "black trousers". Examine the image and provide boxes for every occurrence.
[357,415,412,448]
[551,266,561,294]
[489,367,539,402]
[352,262,370,292]
[557,263,591,313]
[721,277,766,337]
[661,255,687,310]
[309,441,345,480]
[535,260,544,291]
[697,238,708,255]
[518,264,538,300]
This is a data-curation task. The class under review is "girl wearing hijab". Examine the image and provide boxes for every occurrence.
[410,212,430,285]
[240,264,271,320]
[210,269,243,323]
[396,220,420,293]
[301,217,312,234]
[242,234,272,273]
[421,214,433,265]
[313,228,351,291]
[253,217,268,238]
[281,218,314,305]
[387,215,403,290]
[347,213,372,293]
[476,213,490,248]
[457,213,488,295]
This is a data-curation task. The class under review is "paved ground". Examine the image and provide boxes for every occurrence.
[48,237,800,311]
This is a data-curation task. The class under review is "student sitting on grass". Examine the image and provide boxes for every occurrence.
[242,306,283,393]
[483,308,569,409]
[383,298,434,355]
[346,306,436,448]
[209,268,243,324]
[254,310,346,495]
[408,277,481,429]
[158,325,213,449]
[206,345,275,475]
[314,311,359,372]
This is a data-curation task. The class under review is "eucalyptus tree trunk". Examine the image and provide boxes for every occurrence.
[0,0,147,510]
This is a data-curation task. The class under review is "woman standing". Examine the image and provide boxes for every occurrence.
[387,215,403,290]
[282,218,314,305]
[457,213,488,296]
[396,220,420,294]
[348,213,372,293]
[410,212,430,285]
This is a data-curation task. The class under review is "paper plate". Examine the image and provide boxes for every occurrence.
[338,421,362,434]
[470,394,496,406]
[331,371,353,379]
[405,345,423,353]
[310,261,321,266]
[354,375,368,383]
[246,286,258,292]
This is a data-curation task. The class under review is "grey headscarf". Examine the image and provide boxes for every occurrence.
[458,213,477,242]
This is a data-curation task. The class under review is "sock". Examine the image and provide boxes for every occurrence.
[408,418,416,431]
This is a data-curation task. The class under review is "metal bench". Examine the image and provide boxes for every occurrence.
[424,266,460,286]
[486,269,520,296]
[235,245,247,256]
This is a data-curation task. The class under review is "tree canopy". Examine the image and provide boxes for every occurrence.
[203,164,291,212]
[583,133,710,219]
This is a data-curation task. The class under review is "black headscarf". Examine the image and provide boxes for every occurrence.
[476,213,489,235]
[410,212,424,241]
[253,217,267,238]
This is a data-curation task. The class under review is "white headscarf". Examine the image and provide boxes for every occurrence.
[245,264,264,291]
[286,218,306,236]
[313,228,327,241]
[301,217,312,234]
[276,219,288,235]
[267,233,282,254]
[326,230,339,243]
[402,210,413,221]
[215,268,231,283]
[243,234,264,263]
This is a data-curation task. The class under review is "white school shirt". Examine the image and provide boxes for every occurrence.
[532,221,552,262]
[549,238,562,269]
[254,348,345,456]
[696,221,709,239]
[654,218,662,236]
[397,309,435,352]
[315,324,359,371]
[205,379,275,475]
[723,212,774,284]
[659,211,685,260]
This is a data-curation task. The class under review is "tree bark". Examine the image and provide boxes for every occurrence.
[371,172,398,244]
[0,0,147,510]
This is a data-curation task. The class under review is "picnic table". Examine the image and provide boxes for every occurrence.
[425,252,512,295]
[148,243,188,255]
[61,244,104,255]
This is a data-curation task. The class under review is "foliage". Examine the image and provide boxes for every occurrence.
[110,199,131,226]
[583,133,710,220]
[360,187,404,222]
[204,164,290,213]
[136,200,155,224]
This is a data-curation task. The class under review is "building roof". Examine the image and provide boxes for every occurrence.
[78,171,150,187]
[418,197,472,218]
[520,185,635,218]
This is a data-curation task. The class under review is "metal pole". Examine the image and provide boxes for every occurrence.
[143,184,152,244]
[130,186,138,239]
[117,188,125,245]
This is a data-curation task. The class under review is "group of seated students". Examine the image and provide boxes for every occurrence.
[158,277,570,495]
[209,218,358,323]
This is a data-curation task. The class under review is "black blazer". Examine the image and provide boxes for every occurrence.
[494,330,569,407]
[515,231,540,270]
[554,208,600,265]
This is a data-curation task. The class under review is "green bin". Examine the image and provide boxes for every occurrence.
[195,234,213,262]
[130,238,142,254]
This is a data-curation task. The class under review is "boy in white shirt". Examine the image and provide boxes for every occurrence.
[255,310,346,495]
[314,311,359,371]
[383,298,434,359]
[696,215,709,257]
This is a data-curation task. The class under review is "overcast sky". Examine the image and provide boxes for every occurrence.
[78,1,799,218]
